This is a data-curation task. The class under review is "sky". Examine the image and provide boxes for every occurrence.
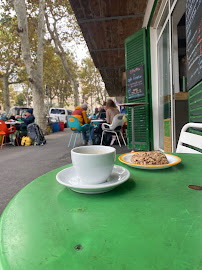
[67,39,89,65]
[74,44,89,65]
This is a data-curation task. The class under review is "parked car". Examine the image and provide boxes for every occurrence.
[8,106,32,118]
[49,108,72,128]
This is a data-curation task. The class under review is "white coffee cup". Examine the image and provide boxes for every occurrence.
[71,145,116,185]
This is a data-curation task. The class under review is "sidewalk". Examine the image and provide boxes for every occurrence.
[0,128,129,215]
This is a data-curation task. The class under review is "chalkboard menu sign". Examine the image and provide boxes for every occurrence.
[126,64,145,100]
[186,0,202,90]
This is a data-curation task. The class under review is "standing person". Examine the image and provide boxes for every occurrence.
[71,104,94,145]
[105,99,120,145]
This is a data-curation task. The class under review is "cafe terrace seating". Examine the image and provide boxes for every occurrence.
[100,113,127,147]
[67,116,91,148]
[0,120,19,149]
[176,122,202,153]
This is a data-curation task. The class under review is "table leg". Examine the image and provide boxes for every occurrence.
[131,106,135,151]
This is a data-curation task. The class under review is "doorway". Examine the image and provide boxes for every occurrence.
[155,0,189,152]
[171,0,189,149]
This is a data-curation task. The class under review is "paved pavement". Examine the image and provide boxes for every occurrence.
[0,128,129,215]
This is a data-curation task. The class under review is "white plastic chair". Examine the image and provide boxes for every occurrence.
[176,123,202,154]
[100,113,127,147]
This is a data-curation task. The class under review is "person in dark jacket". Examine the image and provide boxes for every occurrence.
[15,108,35,126]
[97,101,107,119]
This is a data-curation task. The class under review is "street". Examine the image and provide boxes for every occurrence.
[0,128,128,214]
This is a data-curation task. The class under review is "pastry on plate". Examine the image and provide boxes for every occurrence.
[130,151,168,165]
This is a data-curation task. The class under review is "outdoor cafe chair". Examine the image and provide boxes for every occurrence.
[67,116,91,148]
[0,120,19,149]
[100,113,127,147]
[176,122,202,154]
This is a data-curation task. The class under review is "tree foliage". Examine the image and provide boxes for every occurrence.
[0,0,105,117]
[45,0,84,107]
[0,75,3,105]
[43,43,80,108]
[14,84,32,107]
[79,57,107,108]
[15,92,25,106]
[0,6,27,113]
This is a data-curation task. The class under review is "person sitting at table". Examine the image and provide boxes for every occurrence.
[97,101,107,119]
[71,104,94,145]
[106,99,119,124]
[120,106,127,114]
[105,99,120,145]
[98,106,102,113]
[92,108,99,119]
[15,109,35,126]
[94,99,119,145]
[93,102,107,139]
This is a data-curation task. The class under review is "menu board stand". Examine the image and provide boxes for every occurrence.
[127,64,145,100]
[119,102,148,151]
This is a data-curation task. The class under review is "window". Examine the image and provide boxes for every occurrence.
[58,109,65,115]
[50,109,59,114]
[50,109,66,115]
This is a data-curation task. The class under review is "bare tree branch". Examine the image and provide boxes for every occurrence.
[45,11,79,106]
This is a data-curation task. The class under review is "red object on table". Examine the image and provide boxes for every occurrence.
[0,120,19,149]
[59,122,64,131]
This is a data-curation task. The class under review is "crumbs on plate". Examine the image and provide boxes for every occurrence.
[131,151,168,165]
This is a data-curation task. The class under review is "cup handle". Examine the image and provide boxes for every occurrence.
[114,150,116,162]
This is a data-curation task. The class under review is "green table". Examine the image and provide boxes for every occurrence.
[1,154,202,270]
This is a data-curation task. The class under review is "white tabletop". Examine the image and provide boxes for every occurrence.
[5,121,22,125]
[91,119,105,123]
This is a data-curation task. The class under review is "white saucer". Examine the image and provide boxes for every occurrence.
[56,165,130,194]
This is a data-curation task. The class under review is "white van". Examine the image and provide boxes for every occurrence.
[49,108,72,127]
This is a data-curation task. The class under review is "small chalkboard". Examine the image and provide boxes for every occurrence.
[126,64,145,100]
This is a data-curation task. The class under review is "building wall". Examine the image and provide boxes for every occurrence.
[142,0,155,28]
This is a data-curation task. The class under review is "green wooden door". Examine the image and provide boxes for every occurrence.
[125,28,150,151]
[189,80,202,135]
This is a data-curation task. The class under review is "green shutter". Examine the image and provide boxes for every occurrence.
[125,28,150,151]
[189,80,202,135]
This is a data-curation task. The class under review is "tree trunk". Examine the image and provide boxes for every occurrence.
[2,75,10,114]
[72,78,79,107]
[13,0,47,133]
[35,0,46,131]
[30,80,46,130]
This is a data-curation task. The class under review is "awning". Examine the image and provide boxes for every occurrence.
[69,0,147,96]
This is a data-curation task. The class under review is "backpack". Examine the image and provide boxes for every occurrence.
[94,133,102,145]
[21,136,32,146]
[27,123,46,146]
